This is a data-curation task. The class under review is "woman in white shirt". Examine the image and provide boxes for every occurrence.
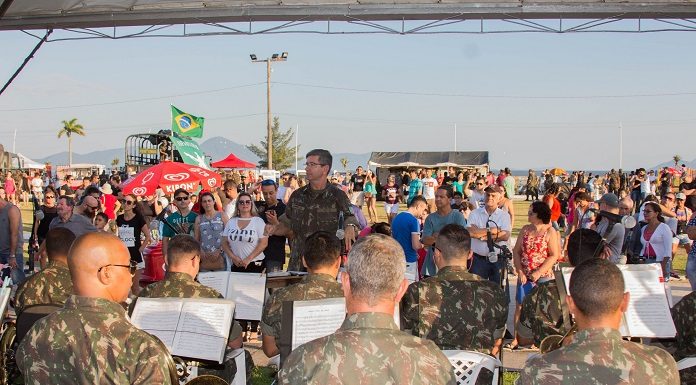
[640,201,674,280]
[221,192,268,273]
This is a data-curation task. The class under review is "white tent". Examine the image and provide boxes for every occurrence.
[15,153,45,170]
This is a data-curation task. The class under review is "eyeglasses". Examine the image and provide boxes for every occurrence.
[45,195,55,199]
[98,260,137,276]
[305,162,326,168]
[238,200,252,205]
[124,200,135,205]
[175,196,189,202]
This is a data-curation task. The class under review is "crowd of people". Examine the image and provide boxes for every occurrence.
[0,149,694,385]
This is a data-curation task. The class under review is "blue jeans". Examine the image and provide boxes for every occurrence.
[0,252,26,286]
[687,251,696,291]
[470,254,502,284]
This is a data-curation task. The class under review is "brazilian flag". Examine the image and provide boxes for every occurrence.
[171,105,204,138]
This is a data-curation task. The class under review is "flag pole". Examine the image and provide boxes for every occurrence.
[295,123,299,173]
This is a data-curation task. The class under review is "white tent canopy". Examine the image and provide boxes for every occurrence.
[15,153,46,169]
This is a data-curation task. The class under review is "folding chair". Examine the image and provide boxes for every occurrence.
[442,350,502,385]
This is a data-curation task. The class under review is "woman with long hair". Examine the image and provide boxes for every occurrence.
[194,191,229,271]
[221,192,268,340]
[640,201,674,280]
[363,170,378,223]
[508,201,560,350]
[32,186,59,267]
[283,175,299,203]
[116,194,151,295]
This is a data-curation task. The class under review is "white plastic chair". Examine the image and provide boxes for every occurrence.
[442,350,502,385]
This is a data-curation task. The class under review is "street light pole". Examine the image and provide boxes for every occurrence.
[251,52,288,170]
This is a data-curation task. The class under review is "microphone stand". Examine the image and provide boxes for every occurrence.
[487,219,512,385]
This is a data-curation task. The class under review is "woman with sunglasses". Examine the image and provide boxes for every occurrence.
[194,191,229,271]
[221,192,268,340]
[32,186,59,267]
[640,202,674,280]
[116,194,151,294]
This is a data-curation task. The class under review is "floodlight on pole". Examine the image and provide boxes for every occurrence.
[250,52,288,170]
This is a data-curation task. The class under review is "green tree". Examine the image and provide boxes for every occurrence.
[246,117,299,170]
[57,118,86,166]
[340,157,349,171]
[111,157,120,167]
[673,154,682,167]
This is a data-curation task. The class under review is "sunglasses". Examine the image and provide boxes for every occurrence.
[238,200,252,205]
[87,204,99,210]
[124,200,135,205]
[98,260,138,276]
[45,195,55,199]
[175,196,189,202]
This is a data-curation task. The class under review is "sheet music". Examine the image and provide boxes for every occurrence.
[620,265,676,338]
[0,288,11,318]
[131,298,235,363]
[227,272,266,320]
[292,298,346,351]
[197,272,231,298]
[172,332,226,362]
[180,301,234,338]
[561,265,676,338]
[130,298,183,332]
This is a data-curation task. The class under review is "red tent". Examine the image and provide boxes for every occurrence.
[211,153,257,169]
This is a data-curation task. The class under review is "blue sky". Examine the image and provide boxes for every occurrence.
[1,22,695,170]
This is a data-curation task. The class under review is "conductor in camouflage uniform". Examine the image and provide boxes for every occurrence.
[518,259,679,385]
[17,232,173,385]
[278,234,456,385]
[516,229,603,347]
[671,290,696,384]
[136,234,249,383]
[270,149,359,271]
[401,223,508,355]
[14,227,75,317]
[261,231,344,357]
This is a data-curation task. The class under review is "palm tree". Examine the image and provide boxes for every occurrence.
[673,154,682,167]
[111,157,119,167]
[340,157,349,171]
[57,118,86,167]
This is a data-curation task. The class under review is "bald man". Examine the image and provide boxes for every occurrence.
[17,233,173,385]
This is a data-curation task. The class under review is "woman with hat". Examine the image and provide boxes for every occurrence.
[99,183,120,222]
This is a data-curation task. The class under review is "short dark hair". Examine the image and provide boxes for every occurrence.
[59,195,75,207]
[81,186,101,203]
[569,258,625,318]
[303,231,341,269]
[408,195,427,208]
[306,149,332,169]
[95,212,109,224]
[453,191,463,198]
[437,185,453,198]
[173,188,189,198]
[371,222,392,236]
[567,229,603,267]
[574,192,591,202]
[167,235,201,266]
[436,224,471,261]
[45,228,76,260]
[530,201,552,224]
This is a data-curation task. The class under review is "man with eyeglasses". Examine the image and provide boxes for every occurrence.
[15,228,75,317]
[162,188,198,262]
[0,185,26,285]
[269,149,358,272]
[17,232,173,385]
[256,180,287,273]
[137,235,248,383]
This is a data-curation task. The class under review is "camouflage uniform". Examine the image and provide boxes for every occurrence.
[517,328,679,385]
[517,280,566,346]
[400,266,508,354]
[278,312,456,385]
[672,291,696,385]
[280,184,357,271]
[16,295,173,385]
[261,273,344,338]
[14,261,73,317]
[137,272,249,382]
